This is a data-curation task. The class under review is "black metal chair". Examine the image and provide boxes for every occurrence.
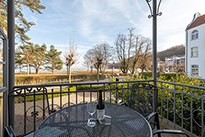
[5,126,16,137]
[153,129,189,137]
[128,83,155,116]
[127,83,159,130]
[201,127,205,137]
[128,82,190,137]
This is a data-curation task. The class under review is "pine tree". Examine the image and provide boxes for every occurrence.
[0,0,45,43]
[30,43,47,74]
[17,44,33,76]
[46,45,63,73]
[15,47,24,74]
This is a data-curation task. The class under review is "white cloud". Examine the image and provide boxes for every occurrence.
[28,0,205,69]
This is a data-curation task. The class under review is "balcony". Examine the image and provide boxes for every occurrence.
[1,80,203,136]
[2,1,205,136]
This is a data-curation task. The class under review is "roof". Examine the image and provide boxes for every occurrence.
[186,14,205,30]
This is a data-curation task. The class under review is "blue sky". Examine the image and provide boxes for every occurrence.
[22,0,205,69]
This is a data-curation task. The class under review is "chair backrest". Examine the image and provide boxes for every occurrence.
[5,126,16,137]
[202,128,205,137]
[128,83,158,117]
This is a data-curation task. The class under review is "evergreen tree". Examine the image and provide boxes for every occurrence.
[17,44,33,76]
[46,45,63,73]
[30,43,47,74]
[15,47,24,74]
[0,0,45,43]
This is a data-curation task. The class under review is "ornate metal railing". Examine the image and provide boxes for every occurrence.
[0,88,7,137]
[8,80,205,136]
[157,80,205,137]
[9,80,152,136]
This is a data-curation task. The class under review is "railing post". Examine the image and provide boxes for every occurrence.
[145,0,162,114]
[174,85,176,129]
[167,85,169,125]
[181,88,184,129]
[201,92,204,135]
[115,78,119,104]
[8,0,15,128]
[160,83,163,118]
[190,88,193,135]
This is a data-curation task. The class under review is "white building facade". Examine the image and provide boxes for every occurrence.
[186,12,205,79]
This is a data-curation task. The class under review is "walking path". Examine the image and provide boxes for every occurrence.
[14,90,115,135]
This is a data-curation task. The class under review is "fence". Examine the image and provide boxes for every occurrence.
[0,87,7,137]
[157,80,205,136]
[8,80,205,136]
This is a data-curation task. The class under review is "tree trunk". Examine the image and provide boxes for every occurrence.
[20,66,22,74]
[141,68,144,73]
[69,65,71,83]
[29,65,31,74]
[27,63,29,76]
[131,59,137,74]
[97,68,99,82]
[52,68,54,74]
[91,66,93,75]
[36,67,40,74]
[67,65,69,76]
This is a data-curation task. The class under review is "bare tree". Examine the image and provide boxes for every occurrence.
[129,34,145,74]
[64,39,80,83]
[100,42,112,73]
[115,33,131,74]
[83,49,95,75]
[137,38,152,73]
[115,28,152,75]
[83,56,91,72]
[92,44,105,82]
[157,61,166,73]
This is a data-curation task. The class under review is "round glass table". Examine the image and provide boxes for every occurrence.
[33,103,152,137]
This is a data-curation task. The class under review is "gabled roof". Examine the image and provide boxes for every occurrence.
[186,14,205,30]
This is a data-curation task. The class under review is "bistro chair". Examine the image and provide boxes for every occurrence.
[128,82,190,137]
[153,129,189,137]
[127,83,159,130]
[202,127,205,137]
[5,126,16,137]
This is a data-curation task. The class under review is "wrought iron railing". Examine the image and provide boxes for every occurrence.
[8,80,205,136]
[9,80,151,136]
[0,87,7,137]
[157,80,205,137]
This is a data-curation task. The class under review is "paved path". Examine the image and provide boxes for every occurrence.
[14,91,115,135]
[15,91,115,115]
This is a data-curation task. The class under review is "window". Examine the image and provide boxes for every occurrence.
[191,47,198,57]
[192,30,198,40]
[191,65,199,75]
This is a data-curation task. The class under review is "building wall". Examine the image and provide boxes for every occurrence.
[186,23,205,79]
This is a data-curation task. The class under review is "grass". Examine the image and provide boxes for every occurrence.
[14,85,108,103]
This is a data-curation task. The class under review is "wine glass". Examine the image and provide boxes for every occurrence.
[87,102,96,127]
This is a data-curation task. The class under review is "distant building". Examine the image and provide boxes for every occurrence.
[185,12,205,79]
[164,55,185,71]
[165,55,185,66]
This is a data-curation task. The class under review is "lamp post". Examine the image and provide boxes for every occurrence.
[145,0,162,113]
[112,62,115,77]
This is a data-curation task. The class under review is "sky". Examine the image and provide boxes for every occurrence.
[22,0,205,69]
